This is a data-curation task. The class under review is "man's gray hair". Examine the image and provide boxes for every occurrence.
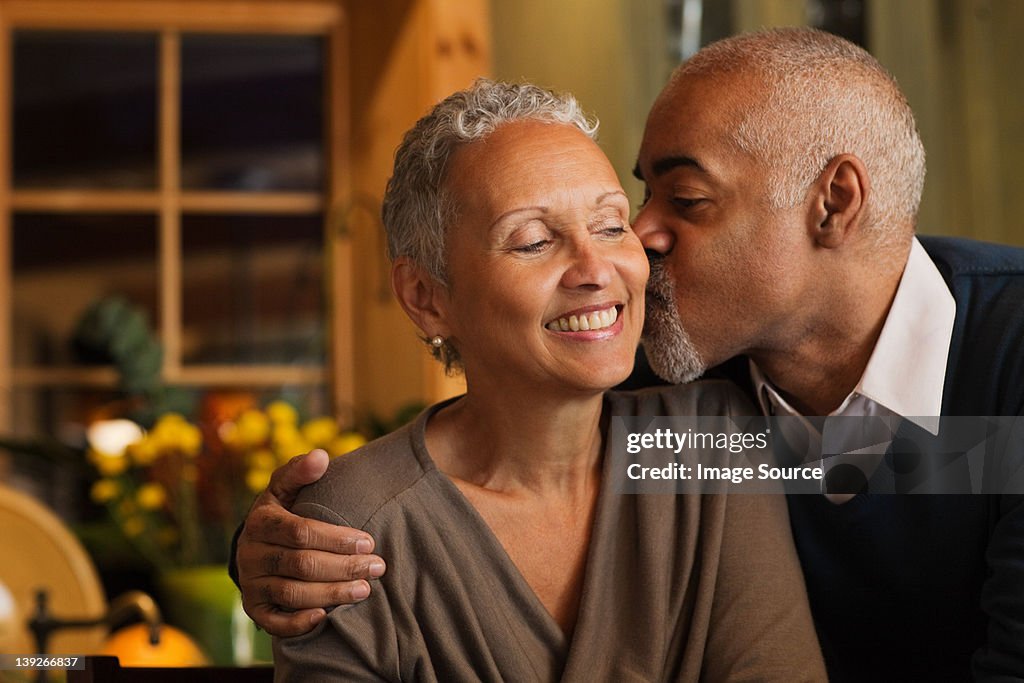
[381,78,598,371]
[674,28,925,243]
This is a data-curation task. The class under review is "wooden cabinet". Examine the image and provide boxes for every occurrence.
[0,0,484,439]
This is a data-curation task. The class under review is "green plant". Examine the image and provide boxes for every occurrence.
[71,296,193,422]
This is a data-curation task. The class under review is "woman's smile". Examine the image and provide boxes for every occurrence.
[544,303,622,334]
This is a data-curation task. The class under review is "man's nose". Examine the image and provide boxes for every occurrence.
[632,206,675,255]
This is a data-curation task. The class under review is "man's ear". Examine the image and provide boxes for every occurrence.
[391,257,450,337]
[809,154,870,249]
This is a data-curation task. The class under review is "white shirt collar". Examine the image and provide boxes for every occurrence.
[751,237,955,434]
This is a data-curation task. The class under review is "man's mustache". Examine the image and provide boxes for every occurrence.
[645,260,675,308]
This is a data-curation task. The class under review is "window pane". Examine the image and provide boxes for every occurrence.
[180,34,324,191]
[13,31,158,189]
[13,213,159,367]
[181,214,325,365]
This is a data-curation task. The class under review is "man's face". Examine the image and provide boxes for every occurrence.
[633,73,813,380]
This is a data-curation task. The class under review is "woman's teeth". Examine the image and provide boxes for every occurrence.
[546,305,618,332]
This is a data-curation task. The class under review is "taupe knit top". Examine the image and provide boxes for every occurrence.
[274,381,826,682]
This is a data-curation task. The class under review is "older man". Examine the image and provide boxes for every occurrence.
[234,28,1024,681]
[631,28,1024,681]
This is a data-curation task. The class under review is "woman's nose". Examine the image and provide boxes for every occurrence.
[561,241,615,290]
[632,205,675,255]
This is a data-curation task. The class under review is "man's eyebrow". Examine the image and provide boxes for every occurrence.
[633,155,706,181]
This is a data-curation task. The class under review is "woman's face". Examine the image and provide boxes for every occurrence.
[438,119,648,397]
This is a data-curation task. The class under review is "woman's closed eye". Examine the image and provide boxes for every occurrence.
[510,239,552,254]
[597,226,628,238]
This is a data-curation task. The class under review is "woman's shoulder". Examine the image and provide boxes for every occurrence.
[608,379,757,416]
[292,408,439,530]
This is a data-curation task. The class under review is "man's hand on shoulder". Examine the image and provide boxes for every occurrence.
[237,449,386,637]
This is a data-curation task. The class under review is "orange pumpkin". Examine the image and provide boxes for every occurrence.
[100,623,209,667]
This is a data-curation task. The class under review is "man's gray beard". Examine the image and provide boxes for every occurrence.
[642,262,707,384]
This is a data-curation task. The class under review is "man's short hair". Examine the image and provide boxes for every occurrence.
[674,28,926,242]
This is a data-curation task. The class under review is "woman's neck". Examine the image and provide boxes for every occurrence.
[425,384,606,500]
[425,380,608,638]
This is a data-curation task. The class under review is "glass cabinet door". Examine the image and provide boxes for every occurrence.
[5,13,344,441]
[180,34,324,192]
[13,31,159,190]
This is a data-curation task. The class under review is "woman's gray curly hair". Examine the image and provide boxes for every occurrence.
[381,78,599,372]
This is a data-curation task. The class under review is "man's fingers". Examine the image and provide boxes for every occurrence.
[265,449,330,508]
[248,577,374,613]
[243,548,386,583]
[243,606,327,639]
[244,513,375,555]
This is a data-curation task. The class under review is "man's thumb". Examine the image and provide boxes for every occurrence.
[266,449,330,508]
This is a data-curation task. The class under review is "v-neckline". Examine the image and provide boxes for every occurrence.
[407,397,614,680]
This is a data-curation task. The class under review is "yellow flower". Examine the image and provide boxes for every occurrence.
[271,422,299,447]
[180,423,202,457]
[122,516,145,538]
[235,409,271,448]
[272,424,311,463]
[301,417,339,448]
[154,413,187,431]
[90,479,121,504]
[150,413,193,453]
[245,467,273,493]
[127,438,159,466]
[280,439,313,463]
[329,432,367,457]
[136,482,167,510]
[141,413,203,457]
[248,448,277,472]
[267,400,299,426]
[88,447,128,476]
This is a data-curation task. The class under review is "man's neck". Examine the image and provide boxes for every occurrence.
[751,258,906,416]
[755,347,871,415]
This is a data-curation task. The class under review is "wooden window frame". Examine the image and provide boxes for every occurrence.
[0,0,354,429]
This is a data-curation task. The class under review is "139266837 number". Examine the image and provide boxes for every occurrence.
[2,656,81,670]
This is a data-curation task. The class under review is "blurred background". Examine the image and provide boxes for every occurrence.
[0,0,1020,671]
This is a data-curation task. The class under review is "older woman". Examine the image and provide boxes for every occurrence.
[272,80,825,681]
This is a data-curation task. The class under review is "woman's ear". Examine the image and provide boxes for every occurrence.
[391,257,450,337]
[808,154,870,249]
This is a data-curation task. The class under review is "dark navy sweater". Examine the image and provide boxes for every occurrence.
[779,237,1024,681]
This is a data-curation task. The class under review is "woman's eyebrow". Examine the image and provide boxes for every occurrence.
[489,206,546,231]
[595,190,629,204]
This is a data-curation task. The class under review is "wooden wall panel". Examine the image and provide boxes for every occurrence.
[0,10,11,438]
[345,0,487,415]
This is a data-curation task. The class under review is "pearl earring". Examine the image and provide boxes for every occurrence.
[430,336,445,348]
